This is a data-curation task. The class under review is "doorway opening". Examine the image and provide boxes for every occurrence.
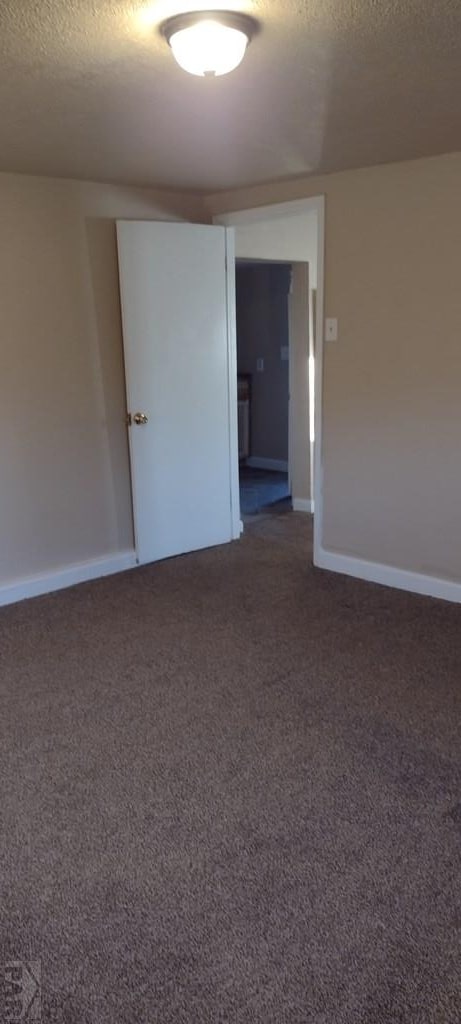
[236,260,292,517]
[214,196,323,558]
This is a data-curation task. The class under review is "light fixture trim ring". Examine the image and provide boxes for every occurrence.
[160,9,259,47]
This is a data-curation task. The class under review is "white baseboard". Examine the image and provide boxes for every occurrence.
[315,546,461,605]
[292,498,313,514]
[246,457,289,473]
[0,550,137,608]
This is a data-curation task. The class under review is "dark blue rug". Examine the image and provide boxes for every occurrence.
[239,467,290,515]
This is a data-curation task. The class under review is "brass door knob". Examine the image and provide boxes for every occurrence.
[132,412,149,425]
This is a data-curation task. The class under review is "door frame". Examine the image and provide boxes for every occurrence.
[213,196,325,564]
[224,229,242,541]
[288,260,312,513]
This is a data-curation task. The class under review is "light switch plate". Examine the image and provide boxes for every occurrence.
[280,345,289,362]
[256,357,264,372]
[325,318,338,342]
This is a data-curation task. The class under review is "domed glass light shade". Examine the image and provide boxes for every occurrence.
[162,11,256,77]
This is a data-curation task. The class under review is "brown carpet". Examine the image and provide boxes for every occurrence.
[1,510,460,1022]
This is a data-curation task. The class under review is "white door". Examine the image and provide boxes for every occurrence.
[117,221,239,564]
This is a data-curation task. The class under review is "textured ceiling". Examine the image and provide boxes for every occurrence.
[1,0,460,191]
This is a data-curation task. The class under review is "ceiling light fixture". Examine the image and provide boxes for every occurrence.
[161,10,257,77]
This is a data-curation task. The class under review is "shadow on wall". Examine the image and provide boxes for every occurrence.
[85,219,134,552]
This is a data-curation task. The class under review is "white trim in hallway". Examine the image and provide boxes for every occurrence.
[0,551,137,607]
[292,498,313,513]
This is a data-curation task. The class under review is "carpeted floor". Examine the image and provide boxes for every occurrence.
[1,510,461,1023]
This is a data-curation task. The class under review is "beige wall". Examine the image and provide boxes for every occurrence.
[0,172,201,585]
[3,152,461,590]
[206,152,461,580]
[217,208,318,287]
